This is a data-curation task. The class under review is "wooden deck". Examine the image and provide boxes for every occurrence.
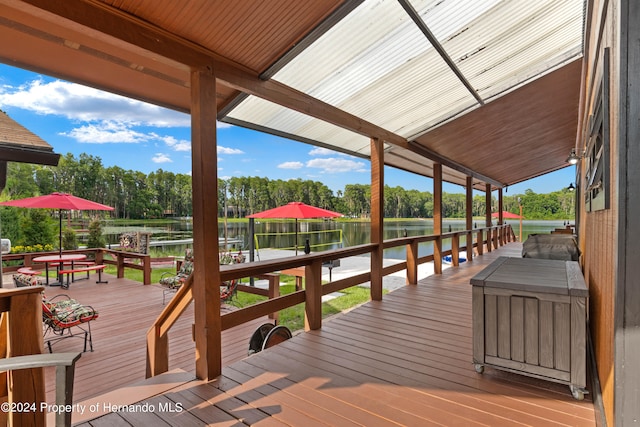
[35,273,267,404]
[74,244,597,426]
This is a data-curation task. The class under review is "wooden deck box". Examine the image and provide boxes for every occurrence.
[470,257,589,399]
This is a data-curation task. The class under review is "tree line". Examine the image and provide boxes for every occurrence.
[1,152,574,233]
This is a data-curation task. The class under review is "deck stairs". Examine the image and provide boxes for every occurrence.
[49,369,195,426]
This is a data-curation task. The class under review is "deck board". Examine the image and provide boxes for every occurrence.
[36,274,267,403]
[75,243,596,426]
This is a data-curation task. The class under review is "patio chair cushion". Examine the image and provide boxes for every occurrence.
[13,273,44,287]
[42,295,99,330]
[159,248,193,289]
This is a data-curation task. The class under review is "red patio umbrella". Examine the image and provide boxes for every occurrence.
[491,211,524,219]
[0,192,114,256]
[247,202,342,254]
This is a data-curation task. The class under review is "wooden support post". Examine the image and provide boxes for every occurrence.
[406,240,418,285]
[304,259,323,331]
[8,290,45,427]
[485,184,492,253]
[497,188,504,246]
[370,137,384,300]
[434,163,443,274]
[191,67,222,380]
[477,229,484,256]
[466,176,474,262]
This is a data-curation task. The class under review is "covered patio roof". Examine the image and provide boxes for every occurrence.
[0,0,583,189]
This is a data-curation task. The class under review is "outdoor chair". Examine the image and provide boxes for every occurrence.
[159,248,194,304]
[219,251,245,305]
[13,272,45,287]
[42,294,99,353]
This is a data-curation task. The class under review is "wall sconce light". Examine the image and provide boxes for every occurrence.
[566,148,583,165]
[568,183,575,192]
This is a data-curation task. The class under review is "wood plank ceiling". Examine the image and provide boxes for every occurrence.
[0,0,583,190]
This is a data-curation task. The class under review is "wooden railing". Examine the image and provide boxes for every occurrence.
[2,248,152,285]
[146,224,515,377]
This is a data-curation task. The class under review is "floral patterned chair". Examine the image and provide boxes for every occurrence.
[159,248,194,304]
[219,251,245,305]
[42,294,99,353]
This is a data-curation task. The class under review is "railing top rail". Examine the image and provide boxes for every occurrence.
[220,243,375,281]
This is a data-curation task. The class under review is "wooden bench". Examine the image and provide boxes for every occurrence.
[58,264,108,288]
[16,267,41,276]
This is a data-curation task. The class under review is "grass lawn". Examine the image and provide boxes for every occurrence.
[105,265,384,333]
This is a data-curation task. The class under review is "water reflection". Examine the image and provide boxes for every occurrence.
[101,219,567,260]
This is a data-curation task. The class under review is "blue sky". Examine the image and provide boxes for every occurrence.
[0,63,575,195]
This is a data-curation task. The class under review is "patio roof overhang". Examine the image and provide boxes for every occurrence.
[0,109,60,181]
[0,0,584,190]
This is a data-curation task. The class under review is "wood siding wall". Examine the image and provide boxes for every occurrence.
[579,0,618,424]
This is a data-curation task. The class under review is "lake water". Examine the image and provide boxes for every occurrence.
[100,218,569,260]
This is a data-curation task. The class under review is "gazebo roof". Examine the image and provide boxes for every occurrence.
[0,0,584,188]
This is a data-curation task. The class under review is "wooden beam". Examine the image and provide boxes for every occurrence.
[19,0,409,148]
[370,137,384,300]
[190,68,221,381]
[408,142,503,189]
[433,163,443,274]
[397,0,484,106]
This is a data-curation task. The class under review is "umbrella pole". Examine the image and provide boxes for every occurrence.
[59,209,63,257]
[295,218,298,255]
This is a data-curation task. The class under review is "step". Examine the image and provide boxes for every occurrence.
[47,369,195,425]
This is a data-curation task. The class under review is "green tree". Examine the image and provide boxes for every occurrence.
[20,209,56,247]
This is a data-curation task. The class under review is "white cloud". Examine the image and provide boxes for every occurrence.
[61,122,149,143]
[152,153,173,163]
[306,157,367,173]
[218,146,244,155]
[278,161,304,169]
[308,147,338,156]
[0,79,190,127]
[162,135,191,152]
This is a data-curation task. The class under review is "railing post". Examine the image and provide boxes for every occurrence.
[116,252,125,278]
[476,229,484,255]
[304,259,323,331]
[146,325,169,378]
[451,234,460,267]
[406,240,418,285]
[486,228,492,252]
[434,236,443,274]
[142,255,151,285]
[7,289,46,426]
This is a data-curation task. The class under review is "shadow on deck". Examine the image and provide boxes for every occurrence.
[73,243,597,426]
[36,274,267,405]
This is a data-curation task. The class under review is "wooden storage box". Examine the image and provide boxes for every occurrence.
[470,257,589,399]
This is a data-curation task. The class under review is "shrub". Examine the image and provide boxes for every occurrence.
[87,218,106,248]
[62,227,78,250]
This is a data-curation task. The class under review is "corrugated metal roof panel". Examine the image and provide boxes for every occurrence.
[434,0,584,100]
[226,0,584,185]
